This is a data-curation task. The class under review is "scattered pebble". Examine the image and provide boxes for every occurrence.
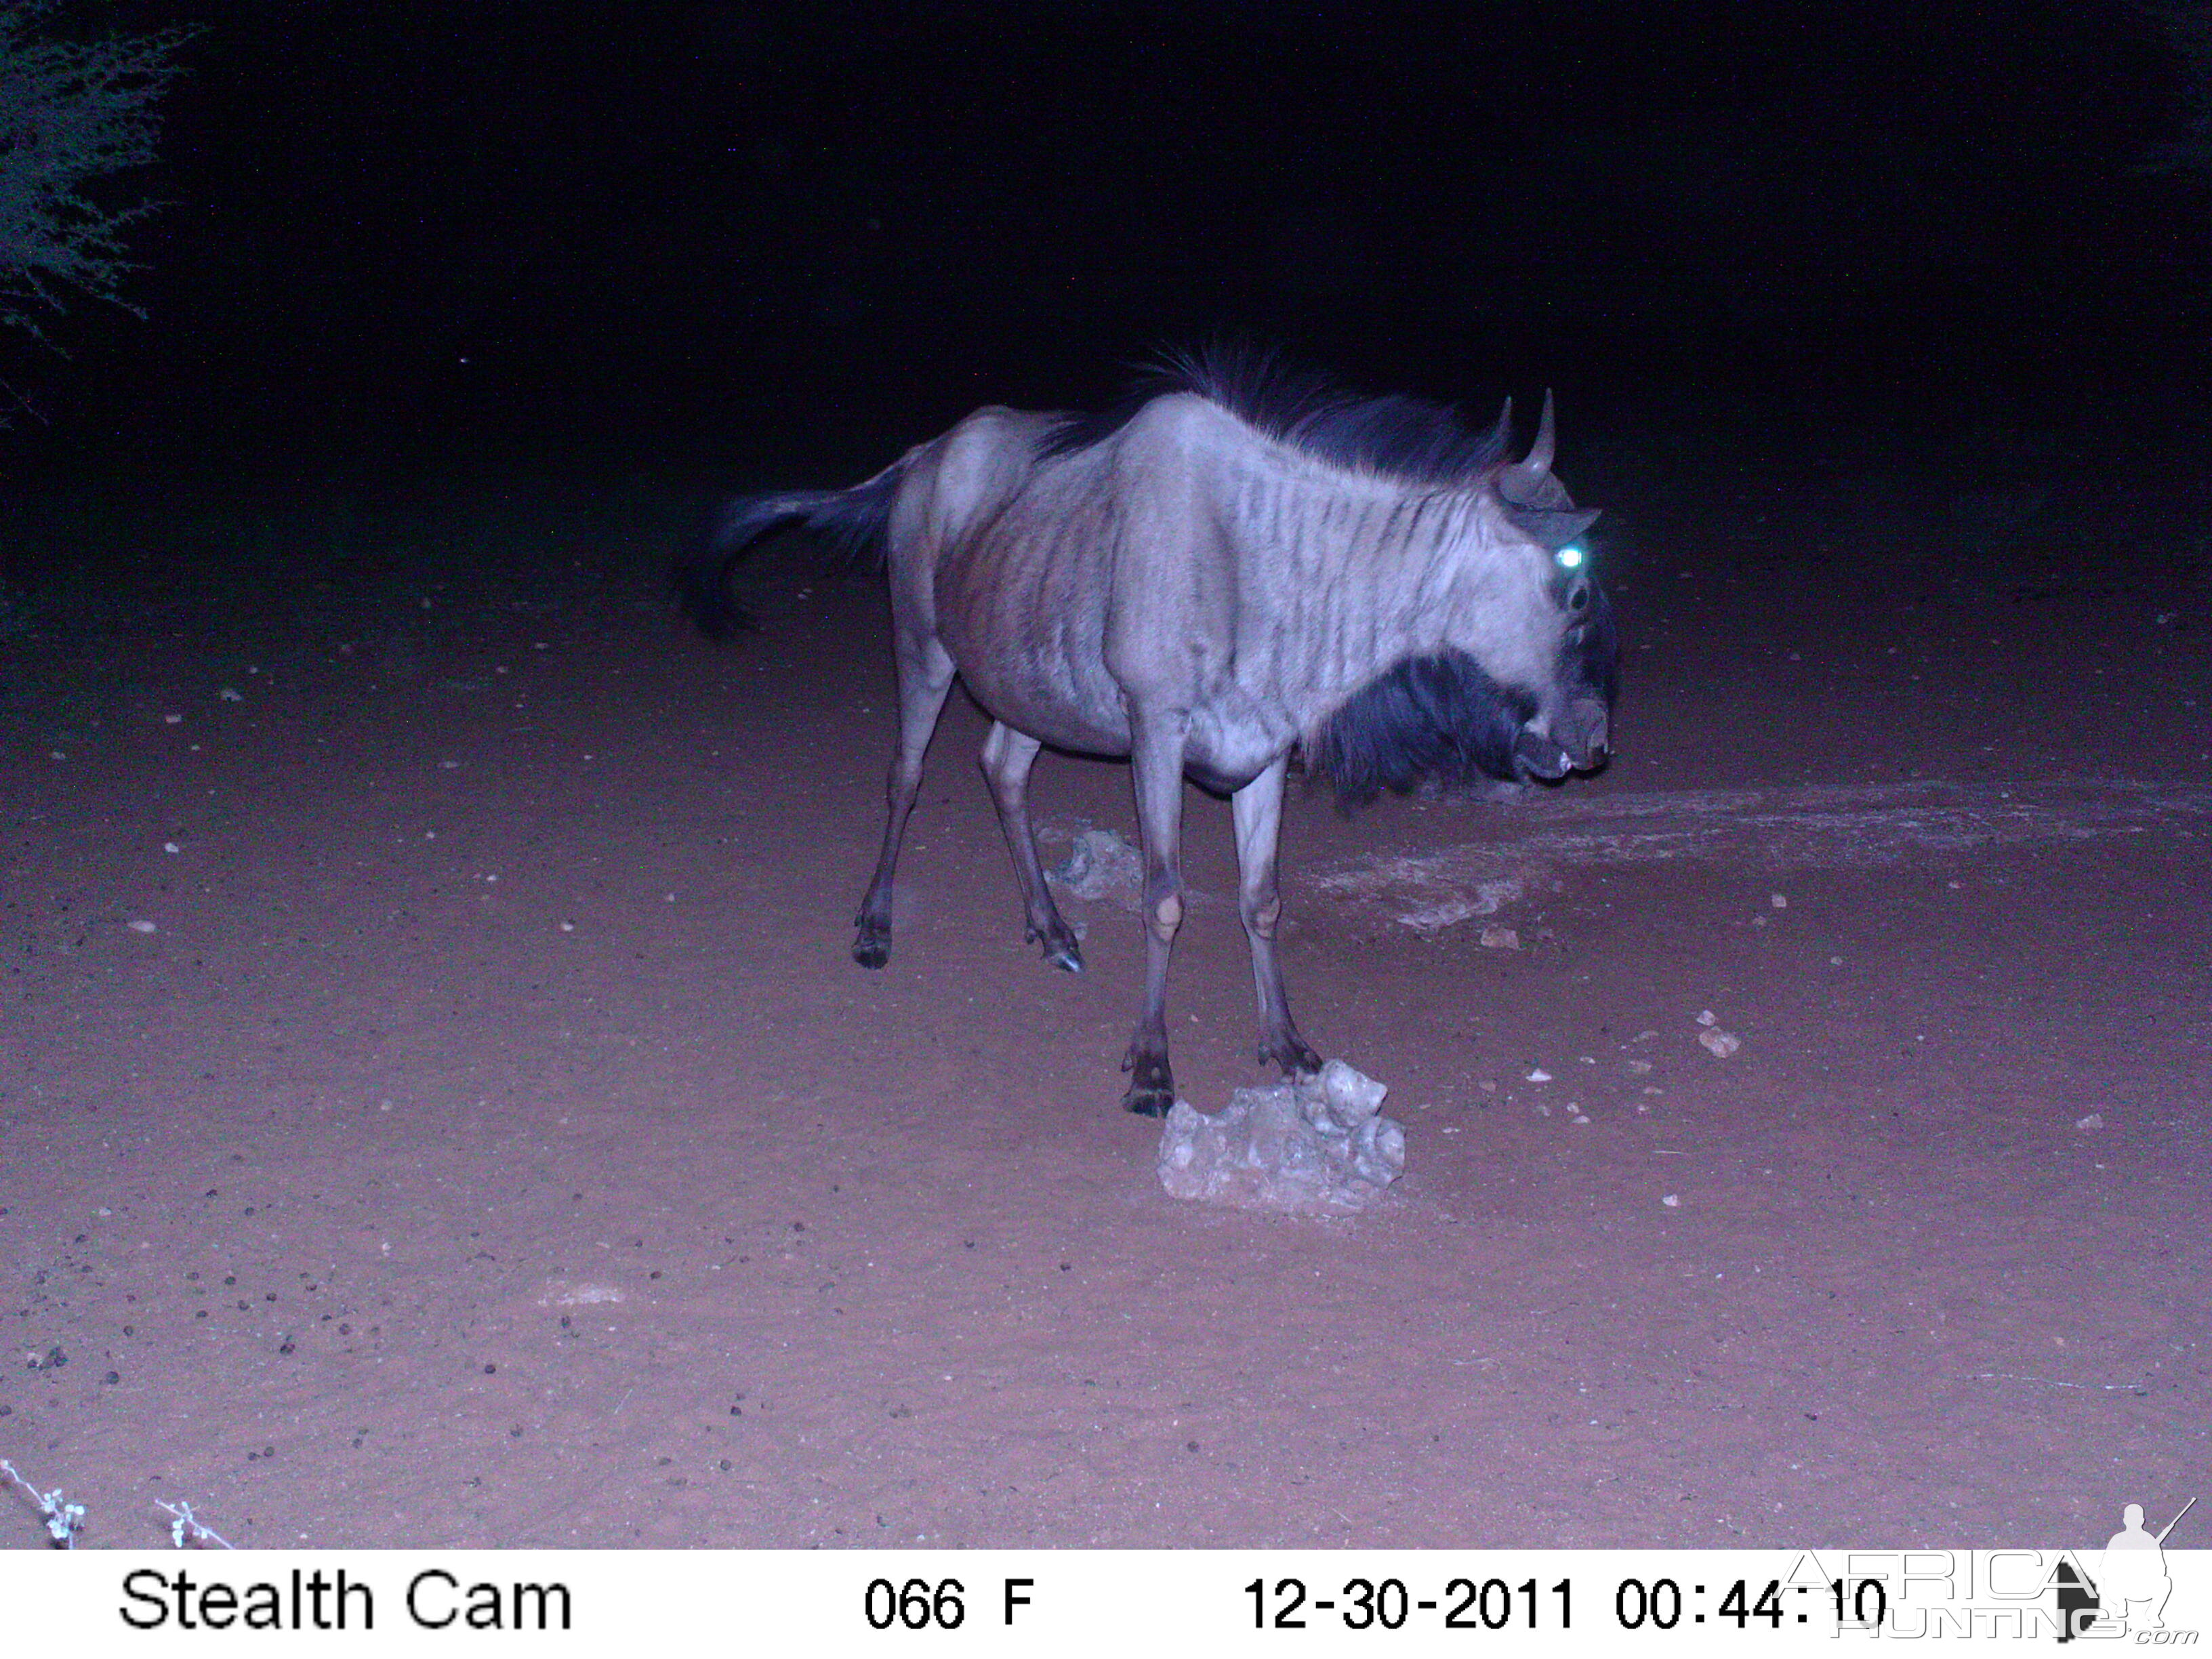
[163,713,182,725]
[1627,1059,1654,1074]
[1769,893,1788,909]
[218,687,243,702]
[1698,1028,1741,1059]
[1695,1010,1717,1027]
[1662,1193,1680,1208]
[559,921,575,933]
[127,920,157,935]
[1478,924,1519,949]
[2074,1113,2104,1132]
[163,842,180,854]
[1526,1067,1551,1082]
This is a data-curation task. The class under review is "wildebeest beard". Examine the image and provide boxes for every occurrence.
[1310,651,1536,806]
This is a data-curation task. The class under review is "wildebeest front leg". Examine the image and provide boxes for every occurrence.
[1232,756,1321,1078]
[853,636,956,968]
[1120,717,1188,1117]
[979,722,1084,972]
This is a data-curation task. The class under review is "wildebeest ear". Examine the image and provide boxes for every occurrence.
[1502,504,1601,550]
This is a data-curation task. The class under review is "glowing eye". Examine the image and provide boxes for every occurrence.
[1555,546,1585,571]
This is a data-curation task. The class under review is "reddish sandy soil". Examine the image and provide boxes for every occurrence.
[2,457,2207,1550]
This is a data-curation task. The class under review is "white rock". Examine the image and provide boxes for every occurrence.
[2074,1113,2104,1131]
[1696,1009,1717,1027]
[127,920,157,934]
[1052,827,1143,901]
[1158,1061,1406,1216]
[1698,1028,1741,1059]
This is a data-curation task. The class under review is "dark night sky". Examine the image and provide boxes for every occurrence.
[12,0,2208,481]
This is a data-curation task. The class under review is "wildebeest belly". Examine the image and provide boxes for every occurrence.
[933,548,1132,756]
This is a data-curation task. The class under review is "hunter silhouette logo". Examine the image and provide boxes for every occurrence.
[2055,1496,2196,1641]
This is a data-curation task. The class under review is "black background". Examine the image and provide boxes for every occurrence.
[7,0,2208,487]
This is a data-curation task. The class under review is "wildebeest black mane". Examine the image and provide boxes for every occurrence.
[1044,345,1513,489]
[1307,651,1533,806]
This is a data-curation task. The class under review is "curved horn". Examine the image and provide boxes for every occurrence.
[1521,388,1557,478]
[1486,394,1514,458]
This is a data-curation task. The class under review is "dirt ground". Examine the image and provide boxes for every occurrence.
[2,451,2207,1550]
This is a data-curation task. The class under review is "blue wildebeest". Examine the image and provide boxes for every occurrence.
[682,354,1618,1115]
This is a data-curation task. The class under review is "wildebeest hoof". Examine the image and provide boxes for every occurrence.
[1262,1033,1323,1078]
[851,930,890,969]
[1027,926,1084,973]
[1120,1045,1175,1115]
[1122,1082,1176,1118]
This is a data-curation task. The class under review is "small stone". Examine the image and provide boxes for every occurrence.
[1478,924,1519,949]
[2074,1113,2103,1131]
[1695,1010,1717,1027]
[1769,893,1788,909]
[1698,1028,1741,1059]
[1526,1067,1551,1082]
[218,687,243,702]
[1662,1193,1680,1208]
[127,920,157,934]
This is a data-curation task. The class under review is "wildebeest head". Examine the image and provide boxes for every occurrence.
[1313,391,1618,803]
[1485,392,1617,781]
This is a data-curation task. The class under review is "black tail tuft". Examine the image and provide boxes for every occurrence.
[674,466,907,640]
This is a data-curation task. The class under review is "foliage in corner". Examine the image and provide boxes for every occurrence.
[2145,1,2212,180]
[0,1,192,343]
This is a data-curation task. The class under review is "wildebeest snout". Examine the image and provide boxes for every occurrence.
[1559,699,1610,769]
[1516,701,1610,781]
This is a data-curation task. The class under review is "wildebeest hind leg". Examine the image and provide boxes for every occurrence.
[853,636,956,968]
[1233,756,1321,1077]
[1119,717,1187,1116]
[979,722,1083,972]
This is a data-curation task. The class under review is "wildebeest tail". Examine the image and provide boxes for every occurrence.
[676,460,908,640]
